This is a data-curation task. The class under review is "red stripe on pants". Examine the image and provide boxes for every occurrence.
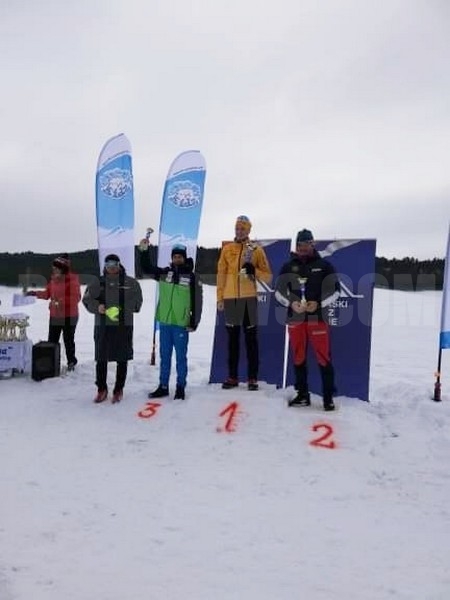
[288,321,331,366]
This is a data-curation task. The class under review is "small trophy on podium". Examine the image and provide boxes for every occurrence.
[298,277,308,307]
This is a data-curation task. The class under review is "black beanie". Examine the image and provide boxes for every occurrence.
[104,254,121,263]
[171,244,187,261]
[296,229,314,244]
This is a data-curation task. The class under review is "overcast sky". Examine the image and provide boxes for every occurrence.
[1,0,449,259]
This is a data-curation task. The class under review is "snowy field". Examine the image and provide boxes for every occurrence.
[1,281,450,600]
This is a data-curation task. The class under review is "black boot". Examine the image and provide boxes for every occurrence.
[222,377,238,389]
[148,385,169,398]
[174,385,185,400]
[247,379,259,391]
[323,396,335,411]
[67,358,78,372]
[289,363,310,406]
[320,363,336,411]
[288,391,311,407]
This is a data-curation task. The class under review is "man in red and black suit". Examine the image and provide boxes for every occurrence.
[275,229,340,411]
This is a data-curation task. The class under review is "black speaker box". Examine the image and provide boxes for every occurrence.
[32,342,61,381]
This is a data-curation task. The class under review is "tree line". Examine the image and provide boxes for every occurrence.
[0,248,445,291]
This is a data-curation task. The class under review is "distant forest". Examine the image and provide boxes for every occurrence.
[0,247,445,291]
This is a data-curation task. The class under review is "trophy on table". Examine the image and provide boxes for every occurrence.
[17,315,30,341]
[0,316,7,341]
[0,314,30,341]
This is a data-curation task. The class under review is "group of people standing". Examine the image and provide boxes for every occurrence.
[29,216,339,411]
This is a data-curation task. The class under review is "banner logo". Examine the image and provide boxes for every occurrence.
[339,281,364,299]
[100,168,132,199]
[168,180,201,209]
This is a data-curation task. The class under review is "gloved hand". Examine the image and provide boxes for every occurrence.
[138,238,150,252]
[242,262,255,276]
[26,291,36,297]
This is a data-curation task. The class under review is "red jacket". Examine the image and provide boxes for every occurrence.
[36,272,81,318]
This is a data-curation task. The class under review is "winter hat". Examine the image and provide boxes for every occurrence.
[104,253,121,264]
[53,254,70,272]
[171,244,187,260]
[296,229,314,244]
[235,215,252,232]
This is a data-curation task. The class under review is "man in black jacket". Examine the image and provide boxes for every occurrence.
[83,254,143,404]
[275,229,340,411]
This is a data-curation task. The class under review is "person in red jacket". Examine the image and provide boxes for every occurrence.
[27,254,81,370]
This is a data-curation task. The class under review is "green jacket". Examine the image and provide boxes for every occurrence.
[140,253,203,329]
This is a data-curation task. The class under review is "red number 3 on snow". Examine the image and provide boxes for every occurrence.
[137,402,162,419]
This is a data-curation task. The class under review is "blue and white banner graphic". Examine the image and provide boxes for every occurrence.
[157,150,206,268]
[96,134,135,275]
[440,224,450,349]
[209,239,291,388]
[285,239,376,401]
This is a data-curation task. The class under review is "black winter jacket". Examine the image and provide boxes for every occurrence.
[82,267,143,361]
[275,250,340,323]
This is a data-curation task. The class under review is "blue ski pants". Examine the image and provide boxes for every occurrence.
[159,323,189,387]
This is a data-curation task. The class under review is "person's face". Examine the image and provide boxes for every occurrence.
[52,266,63,277]
[105,261,120,275]
[235,224,249,241]
[172,253,185,266]
[296,241,314,258]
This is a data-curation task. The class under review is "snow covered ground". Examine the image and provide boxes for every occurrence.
[1,281,450,600]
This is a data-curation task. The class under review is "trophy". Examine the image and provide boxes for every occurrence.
[0,316,7,341]
[0,313,30,341]
[17,315,30,341]
[8,317,16,341]
[240,242,257,279]
[298,277,308,306]
[139,227,154,252]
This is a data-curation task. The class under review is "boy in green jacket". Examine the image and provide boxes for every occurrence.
[139,242,203,400]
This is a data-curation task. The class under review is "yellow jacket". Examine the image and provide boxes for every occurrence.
[217,240,272,301]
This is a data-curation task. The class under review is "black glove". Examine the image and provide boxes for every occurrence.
[242,262,255,275]
[26,291,36,297]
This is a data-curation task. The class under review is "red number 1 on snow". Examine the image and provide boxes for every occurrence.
[217,402,240,433]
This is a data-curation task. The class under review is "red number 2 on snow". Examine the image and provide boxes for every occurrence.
[310,423,336,449]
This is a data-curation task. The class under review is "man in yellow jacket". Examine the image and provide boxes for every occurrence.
[216,215,272,390]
